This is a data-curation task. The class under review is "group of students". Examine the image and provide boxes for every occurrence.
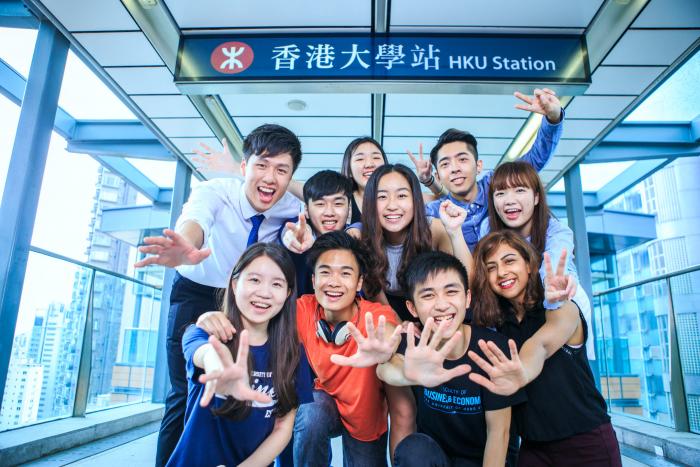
[135,88,622,466]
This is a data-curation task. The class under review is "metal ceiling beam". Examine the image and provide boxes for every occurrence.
[92,154,171,202]
[120,0,245,167]
[499,0,650,168]
[25,0,200,176]
[372,0,389,146]
[595,158,673,207]
[0,0,38,29]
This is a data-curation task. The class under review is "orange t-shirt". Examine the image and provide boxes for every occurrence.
[296,294,398,441]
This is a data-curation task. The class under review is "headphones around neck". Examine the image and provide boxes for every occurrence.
[315,302,356,346]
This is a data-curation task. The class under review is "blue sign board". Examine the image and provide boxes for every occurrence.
[176,34,590,84]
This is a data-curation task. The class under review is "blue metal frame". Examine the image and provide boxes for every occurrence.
[152,160,191,403]
[0,20,69,401]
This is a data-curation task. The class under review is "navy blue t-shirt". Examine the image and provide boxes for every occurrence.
[167,326,313,467]
[398,325,526,463]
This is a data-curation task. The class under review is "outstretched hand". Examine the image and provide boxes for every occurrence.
[543,250,576,303]
[514,88,562,123]
[403,318,471,388]
[468,339,525,396]
[283,214,314,254]
[330,313,402,368]
[199,331,272,407]
[438,200,467,234]
[192,138,240,175]
[407,144,433,184]
[135,228,211,268]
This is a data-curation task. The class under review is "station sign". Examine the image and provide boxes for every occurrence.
[175,34,590,94]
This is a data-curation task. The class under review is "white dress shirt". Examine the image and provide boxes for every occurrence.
[175,177,302,288]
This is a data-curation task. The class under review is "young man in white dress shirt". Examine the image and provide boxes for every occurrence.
[135,124,303,466]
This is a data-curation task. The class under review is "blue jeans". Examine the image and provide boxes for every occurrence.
[394,433,479,467]
[294,389,388,467]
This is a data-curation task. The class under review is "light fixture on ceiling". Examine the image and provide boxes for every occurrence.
[137,0,159,9]
[287,99,307,111]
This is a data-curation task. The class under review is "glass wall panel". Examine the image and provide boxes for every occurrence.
[86,272,161,412]
[596,279,674,427]
[0,251,90,431]
[0,95,21,204]
[669,269,700,434]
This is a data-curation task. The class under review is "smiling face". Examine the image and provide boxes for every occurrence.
[306,192,350,234]
[350,142,385,190]
[312,249,363,317]
[485,243,531,305]
[376,171,414,242]
[233,255,290,328]
[493,184,539,237]
[241,153,295,212]
[435,141,483,201]
[407,269,470,339]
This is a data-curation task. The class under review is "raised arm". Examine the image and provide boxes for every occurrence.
[515,88,563,171]
[435,200,473,278]
[407,143,444,197]
[192,138,305,200]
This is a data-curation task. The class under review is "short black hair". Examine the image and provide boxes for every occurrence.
[403,251,469,300]
[306,231,370,277]
[243,124,302,171]
[303,170,353,205]
[430,128,479,167]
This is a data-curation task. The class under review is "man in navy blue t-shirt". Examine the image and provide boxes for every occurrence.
[376,252,526,466]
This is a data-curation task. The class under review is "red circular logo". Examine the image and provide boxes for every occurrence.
[210,41,254,74]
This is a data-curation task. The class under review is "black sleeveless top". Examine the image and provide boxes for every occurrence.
[498,305,609,442]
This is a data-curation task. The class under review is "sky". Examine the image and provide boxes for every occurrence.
[1,27,700,334]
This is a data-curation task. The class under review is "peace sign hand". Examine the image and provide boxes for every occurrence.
[543,250,576,303]
[403,318,471,388]
[514,88,562,123]
[407,144,433,184]
[283,214,314,254]
[438,200,467,234]
[330,313,402,368]
[198,331,272,407]
[192,138,240,175]
[468,339,525,396]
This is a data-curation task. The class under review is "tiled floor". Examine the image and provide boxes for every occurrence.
[25,428,680,466]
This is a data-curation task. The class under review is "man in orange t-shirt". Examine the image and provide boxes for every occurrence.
[293,231,412,466]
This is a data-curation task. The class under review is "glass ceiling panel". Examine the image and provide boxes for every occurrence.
[549,161,635,193]
[625,50,700,122]
[125,158,176,188]
[58,51,136,120]
[0,27,37,77]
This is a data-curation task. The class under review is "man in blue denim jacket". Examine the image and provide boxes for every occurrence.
[422,88,563,251]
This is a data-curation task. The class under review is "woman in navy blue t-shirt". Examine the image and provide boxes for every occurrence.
[167,243,312,467]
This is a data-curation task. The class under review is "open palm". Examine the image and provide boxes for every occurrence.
[468,339,525,396]
[403,319,471,388]
[331,313,401,368]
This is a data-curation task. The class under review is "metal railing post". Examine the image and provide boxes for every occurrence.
[665,277,690,432]
[73,269,96,417]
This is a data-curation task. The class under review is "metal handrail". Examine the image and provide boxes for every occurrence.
[29,245,162,290]
[593,263,700,297]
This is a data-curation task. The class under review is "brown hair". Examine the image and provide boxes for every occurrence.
[213,243,299,420]
[361,164,433,298]
[471,231,543,327]
[488,161,551,255]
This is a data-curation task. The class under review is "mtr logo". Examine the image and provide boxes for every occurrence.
[210,41,254,74]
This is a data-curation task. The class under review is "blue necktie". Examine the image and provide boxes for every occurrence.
[246,214,265,247]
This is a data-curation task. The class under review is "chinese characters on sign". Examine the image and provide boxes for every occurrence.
[178,34,589,83]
